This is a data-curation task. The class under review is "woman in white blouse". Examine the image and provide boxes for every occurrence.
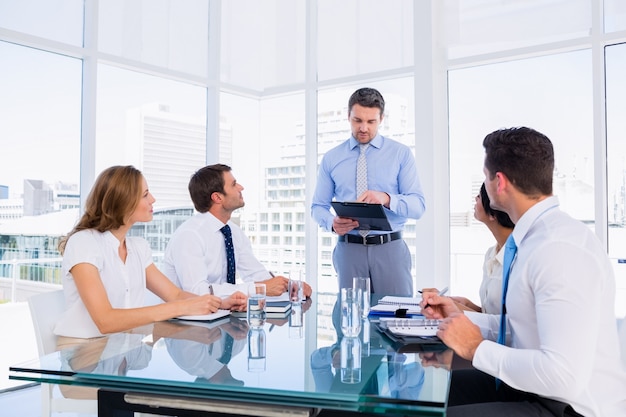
[54,165,247,339]
[449,183,514,314]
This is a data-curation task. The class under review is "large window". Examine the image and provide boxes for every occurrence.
[606,43,626,318]
[1,0,625,310]
[448,50,593,301]
[0,41,81,233]
[96,64,207,210]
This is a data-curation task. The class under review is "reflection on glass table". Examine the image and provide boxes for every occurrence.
[10,294,452,416]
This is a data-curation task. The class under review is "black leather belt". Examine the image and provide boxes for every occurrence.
[338,231,402,246]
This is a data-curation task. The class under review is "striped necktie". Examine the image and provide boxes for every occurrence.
[356,143,369,237]
[220,225,236,284]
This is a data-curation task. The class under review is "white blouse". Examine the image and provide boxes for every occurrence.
[478,244,504,315]
[54,229,153,338]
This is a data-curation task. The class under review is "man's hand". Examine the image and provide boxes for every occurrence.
[302,281,313,298]
[356,190,390,208]
[333,216,359,236]
[261,275,288,296]
[419,292,460,319]
[221,291,247,312]
[437,312,483,361]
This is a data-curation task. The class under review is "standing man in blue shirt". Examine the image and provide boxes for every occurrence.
[311,87,426,295]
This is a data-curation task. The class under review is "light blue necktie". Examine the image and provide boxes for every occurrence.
[496,234,517,389]
[498,234,517,346]
[220,225,236,284]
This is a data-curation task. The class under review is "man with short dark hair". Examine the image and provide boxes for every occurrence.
[163,164,310,298]
[312,87,426,295]
[422,127,626,416]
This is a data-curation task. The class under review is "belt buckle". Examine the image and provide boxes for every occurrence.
[362,234,385,245]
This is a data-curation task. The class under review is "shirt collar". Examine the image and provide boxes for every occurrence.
[349,133,383,150]
[510,195,559,248]
[200,211,231,233]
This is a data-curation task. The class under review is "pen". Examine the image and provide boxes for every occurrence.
[422,286,449,309]
[418,286,449,295]
[208,284,214,295]
[269,271,275,278]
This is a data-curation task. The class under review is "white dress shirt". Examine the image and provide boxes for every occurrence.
[162,211,269,297]
[54,230,153,338]
[467,196,626,416]
[478,244,503,314]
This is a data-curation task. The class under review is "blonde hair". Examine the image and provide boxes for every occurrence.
[58,165,143,254]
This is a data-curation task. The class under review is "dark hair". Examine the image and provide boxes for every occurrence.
[348,87,385,116]
[480,183,515,228]
[483,127,553,197]
[59,165,143,254]
[188,164,232,212]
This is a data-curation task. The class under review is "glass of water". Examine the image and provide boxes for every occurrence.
[247,283,266,328]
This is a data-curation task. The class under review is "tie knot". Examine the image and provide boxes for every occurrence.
[505,234,517,251]
[359,143,369,154]
[220,225,232,238]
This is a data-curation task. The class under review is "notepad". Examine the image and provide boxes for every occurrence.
[379,317,441,337]
[370,295,422,315]
[176,309,231,322]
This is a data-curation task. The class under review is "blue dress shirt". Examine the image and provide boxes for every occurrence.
[311,134,425,234]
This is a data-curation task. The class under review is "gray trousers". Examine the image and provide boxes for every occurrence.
[332,238,413,296]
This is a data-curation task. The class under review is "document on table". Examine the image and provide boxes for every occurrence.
[176,309,231,322]
[370,295,422,315]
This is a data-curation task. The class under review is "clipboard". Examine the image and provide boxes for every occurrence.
[331,201,392,231]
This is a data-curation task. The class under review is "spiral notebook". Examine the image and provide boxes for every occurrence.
[378,317,441,337]
[370,295,422,315]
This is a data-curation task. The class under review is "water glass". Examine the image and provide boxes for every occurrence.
[341,288,362,337]
[340,336,362,384]
[353,277,371,318]
[247,328,266,372]
[288,273,304,305]
[289,302,304,338]
[247,283,266,328]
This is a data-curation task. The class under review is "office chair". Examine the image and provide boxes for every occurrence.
[28,289,98,417]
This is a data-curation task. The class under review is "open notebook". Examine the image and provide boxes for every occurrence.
[175,309,231,322]
[370,295,422,315]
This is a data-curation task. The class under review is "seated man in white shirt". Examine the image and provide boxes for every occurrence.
[162,164,312,299]
[421,127,626,417]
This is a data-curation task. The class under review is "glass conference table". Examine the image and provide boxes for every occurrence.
[10,294,451,416]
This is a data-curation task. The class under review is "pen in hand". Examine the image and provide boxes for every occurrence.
[421,286,449,310]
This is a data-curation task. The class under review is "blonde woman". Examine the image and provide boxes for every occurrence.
[54,165,247,340]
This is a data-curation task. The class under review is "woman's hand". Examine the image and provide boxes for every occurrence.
[182,294,222,316]
[221,291,248,311]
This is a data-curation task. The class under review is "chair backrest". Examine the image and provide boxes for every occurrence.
[27,289,65,355]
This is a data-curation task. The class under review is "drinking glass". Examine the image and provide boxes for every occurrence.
[247,283,266,328]
[288,269,304,305]
[341,288,362,337]
[353,277,371,318]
